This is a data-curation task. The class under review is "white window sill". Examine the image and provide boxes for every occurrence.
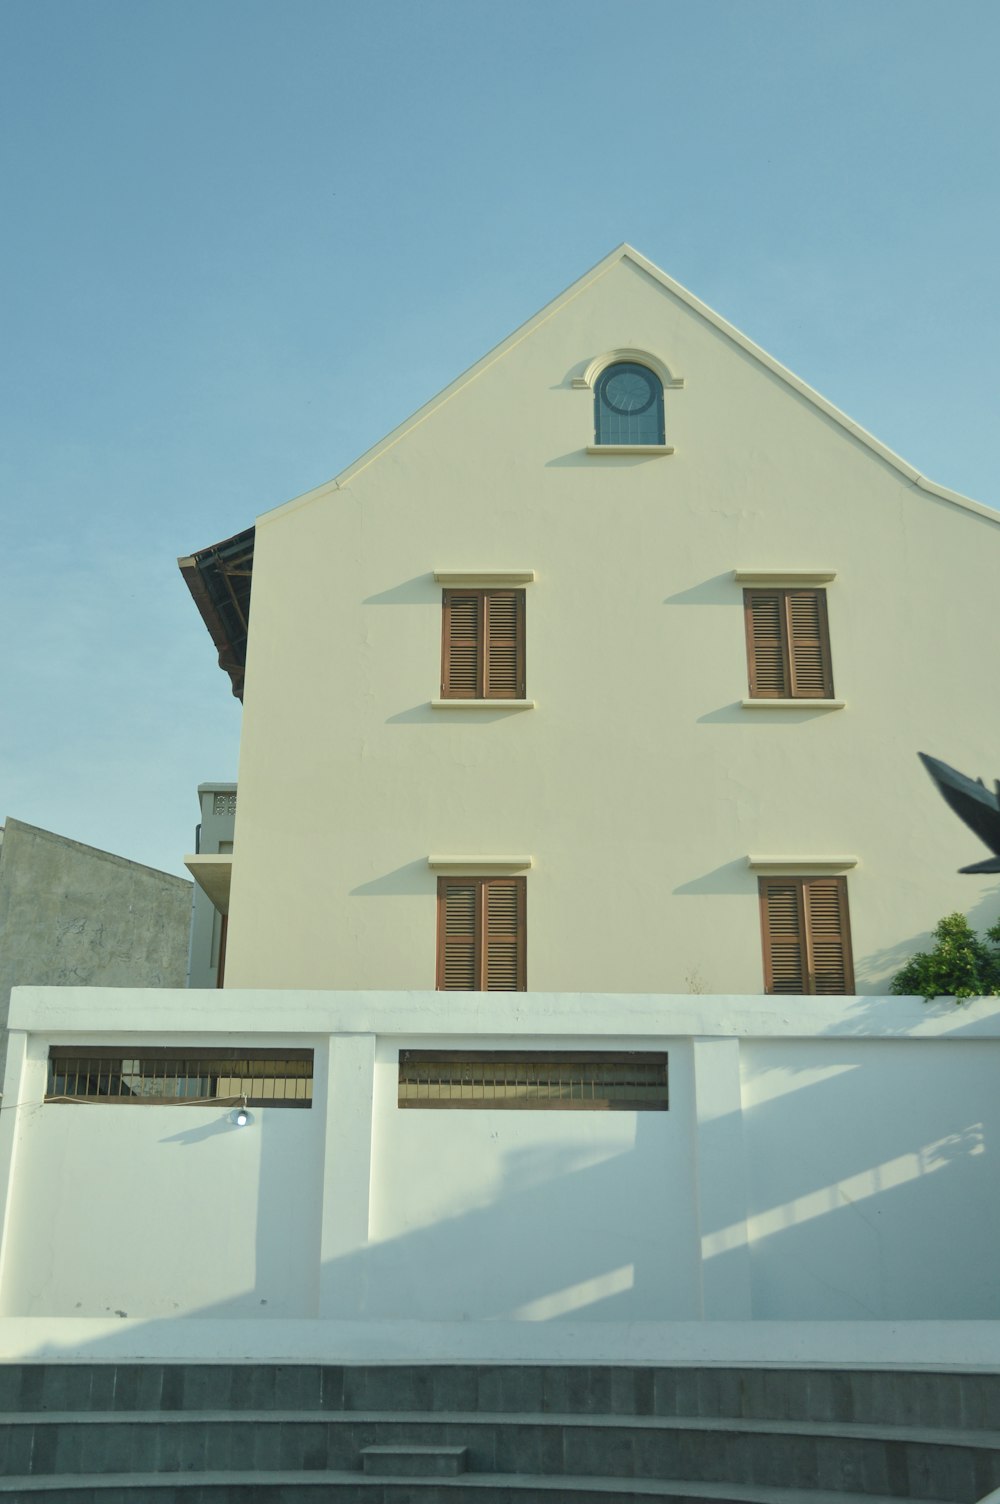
[431,699,536,711]
[741,698,845,710]
[585,444,674,456]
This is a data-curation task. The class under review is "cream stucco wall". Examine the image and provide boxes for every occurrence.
[223,250,1000,994]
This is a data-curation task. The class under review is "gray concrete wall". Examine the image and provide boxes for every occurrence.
[0,819,192,1077]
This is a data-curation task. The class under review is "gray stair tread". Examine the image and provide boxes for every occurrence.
[0,1473,960,1501]
[362,1444,468,1455]
[6,1406,1000,1448]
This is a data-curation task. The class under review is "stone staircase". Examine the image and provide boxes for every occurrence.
[0,1362,999,1501]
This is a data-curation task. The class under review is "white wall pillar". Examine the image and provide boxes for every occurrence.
[692,1036,752,1319]
[318,1033,376,1318]
[0,1032,28,1313]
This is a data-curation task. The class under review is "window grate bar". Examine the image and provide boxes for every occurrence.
[45,1050,314,1108]
[398,1051,668,1111]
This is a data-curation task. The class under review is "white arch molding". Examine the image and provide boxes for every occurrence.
[572,347,685,391]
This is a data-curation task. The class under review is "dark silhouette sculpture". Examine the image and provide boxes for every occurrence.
[919,752,1000,874]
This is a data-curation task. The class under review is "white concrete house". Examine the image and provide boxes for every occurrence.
[2,246,1000,1367]
[213,245,1000,998]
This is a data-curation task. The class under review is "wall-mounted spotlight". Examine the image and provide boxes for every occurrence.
[232,1095,251,1128]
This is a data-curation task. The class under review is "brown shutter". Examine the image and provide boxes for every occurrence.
[437,880,480,989]
[803,877,853,993]
[436,876,526,990]
[760,876,854,994]
[744,588,833,699]
[441,592,482,697]
[744,591,789,697]
[483,877,526,990]
[786,591,833,698]
[483,591,525,699]
[759,880,807,993]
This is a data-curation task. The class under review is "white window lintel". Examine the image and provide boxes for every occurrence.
[428,855,533,871]
[747,855,858,872]
[734,569,837,585]
[575,349,684,391]
[434,570,536,586]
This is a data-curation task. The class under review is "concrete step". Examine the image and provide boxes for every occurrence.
[361,1443,468,1476]
[9,1406,1000,1442]
[2,1365,999,1429]
[3,1409,999,1498]
[0,1471,963,1502]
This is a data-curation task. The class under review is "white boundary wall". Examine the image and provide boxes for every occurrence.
[1,986,999,1364]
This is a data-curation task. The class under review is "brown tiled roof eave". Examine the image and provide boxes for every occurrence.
[178,525,255,702]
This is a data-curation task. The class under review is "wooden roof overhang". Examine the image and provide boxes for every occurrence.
[178,526,255,701]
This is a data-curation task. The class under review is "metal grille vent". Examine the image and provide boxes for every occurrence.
[46,1048,312,1107]
[398,1051,668,1110]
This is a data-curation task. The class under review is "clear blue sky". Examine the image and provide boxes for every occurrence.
[2,0,998,877]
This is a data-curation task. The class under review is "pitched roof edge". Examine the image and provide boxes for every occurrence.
[256,246,630,528]
[617,246,998,526]
[258,243,997,530]
[912,474,1000,522]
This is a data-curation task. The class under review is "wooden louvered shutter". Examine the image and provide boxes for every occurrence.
[786,591,833,698]
[442,592,482,698]
[436,877,526,990]
[744,589,833,699]
[802,877,853,994]
[759,880,807,994]
[437,880,480,990]
[483,878,526,991]
[483,592,525,699]
[760,877,854,995]
[745,591,790,697]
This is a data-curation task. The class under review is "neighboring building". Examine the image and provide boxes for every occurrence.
[0,818,191,1075]
[186,244,1000,999]
[185,783,236,989]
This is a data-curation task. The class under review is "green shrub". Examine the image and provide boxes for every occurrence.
[890,912,1000,1001]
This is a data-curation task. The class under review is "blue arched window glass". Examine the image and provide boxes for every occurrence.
[594,361,665,445]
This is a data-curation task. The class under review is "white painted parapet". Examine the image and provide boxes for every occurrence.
[1,987,999,1361]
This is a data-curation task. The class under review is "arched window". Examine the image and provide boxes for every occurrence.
[594,361,665,446]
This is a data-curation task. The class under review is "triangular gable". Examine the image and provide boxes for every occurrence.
[259,244,998,530]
